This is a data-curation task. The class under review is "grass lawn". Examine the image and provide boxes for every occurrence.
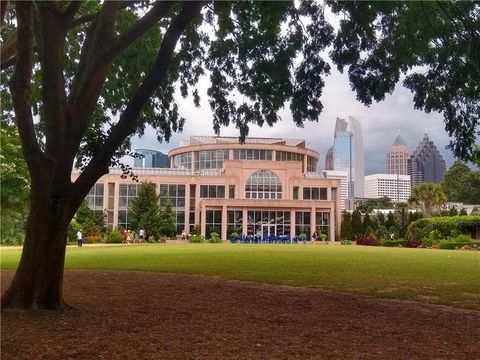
[1,244,479,310]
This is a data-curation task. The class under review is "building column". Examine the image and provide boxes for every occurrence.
[113,182,120,229]
[290,209,296,238]
[194,181,200,226]
[329,207,335,242]
[303,155,308,173]
[221,205,227,241]
[311,207,316,239]
[184,184,190,234]
[242,208,248,236]
[200,202,206,238]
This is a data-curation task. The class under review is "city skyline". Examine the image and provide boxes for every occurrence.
[129,66,458,175]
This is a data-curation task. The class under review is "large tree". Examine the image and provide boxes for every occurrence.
[442,161,480,204]
[408,183,447,216]
[1,1,334,309]
[1,1,479,310]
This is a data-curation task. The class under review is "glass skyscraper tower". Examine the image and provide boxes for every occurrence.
[333,117,364,197]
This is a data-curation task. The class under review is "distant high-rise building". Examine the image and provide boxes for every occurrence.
[332,116,364,197]
[386,134,410,175]
[407,133,446,187]
[325,146,334,170]
[365,174,411,203]
[134,149,170,168]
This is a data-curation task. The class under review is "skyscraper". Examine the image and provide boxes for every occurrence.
[325,146,334,170]
[134,149,170,168]
[386,134,410,175]
[408,133,446,187]
[332,116,364,197]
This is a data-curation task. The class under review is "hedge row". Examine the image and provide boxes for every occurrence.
[438,240,480,250]
[406,216,480,240]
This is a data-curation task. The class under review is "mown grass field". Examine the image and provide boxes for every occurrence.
[1,244,479,309]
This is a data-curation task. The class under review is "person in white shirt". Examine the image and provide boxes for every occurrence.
[76,230,83,247]
[139,229,145,243]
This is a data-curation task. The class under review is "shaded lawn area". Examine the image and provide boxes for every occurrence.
[2,244,479,310]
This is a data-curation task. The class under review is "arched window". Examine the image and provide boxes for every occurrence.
[245,170,282,199]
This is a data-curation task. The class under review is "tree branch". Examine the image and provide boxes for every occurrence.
[10,3,47,176]
[36,4,70,158]
[72,1,205,201]
[104,1,175,61]
[63,0,84,25]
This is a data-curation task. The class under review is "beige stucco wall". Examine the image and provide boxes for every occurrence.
[72,142,341,241]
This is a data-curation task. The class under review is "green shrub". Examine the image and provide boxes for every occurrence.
[208,232,222,243]
[340,239,352,245]
[67,220,82,242]
[106,230,124,244]
[188,234,204,243]
[374,225,389,241]
[453,234,473,243]
[84,235,103,243]
[439,240,480,250]
[0,231,24,246]
[383,240,406,247]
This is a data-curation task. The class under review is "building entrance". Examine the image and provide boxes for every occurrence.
[261,224,276,237]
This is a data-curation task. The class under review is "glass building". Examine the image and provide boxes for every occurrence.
[133,149,170,168]
[408,133,446,187]
[332,117,364,198]
[74,136,341,241]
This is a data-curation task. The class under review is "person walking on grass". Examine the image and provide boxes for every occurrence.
[76,230,83,247]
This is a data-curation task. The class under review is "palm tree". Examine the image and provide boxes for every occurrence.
[408,183,447,217]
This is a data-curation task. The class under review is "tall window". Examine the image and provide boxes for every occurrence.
[159,184,186,234]
[118,183,139,230]
[245,170,282,199]
[86,183,104,208]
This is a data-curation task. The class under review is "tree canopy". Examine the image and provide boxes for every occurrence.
[329,1,480,163]
[409,182,447,216]
[442,161,480,204]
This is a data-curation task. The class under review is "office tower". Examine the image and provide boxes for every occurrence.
[332,116,364,197]
[322,170,348,210]
[386,134,410,175]
[134,149,170,168]
[364,174,411,203]
[408,133,446,187]
[325,146,334,170]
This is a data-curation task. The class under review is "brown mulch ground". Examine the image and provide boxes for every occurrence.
[1,270,479,360]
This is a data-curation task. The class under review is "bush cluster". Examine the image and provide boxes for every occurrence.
[355,234,381,246]
[106,230,124,244]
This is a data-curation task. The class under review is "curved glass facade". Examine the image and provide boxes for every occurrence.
[245,170,282,199]
[172,152,192,169]
[194,150,229,171]
[233,149,272,160]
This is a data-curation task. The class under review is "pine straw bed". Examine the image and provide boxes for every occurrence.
[1,270,479,359]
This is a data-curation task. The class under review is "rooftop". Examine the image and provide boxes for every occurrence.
[179,136,307,148]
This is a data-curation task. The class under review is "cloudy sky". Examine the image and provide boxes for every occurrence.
[130,65,456,175]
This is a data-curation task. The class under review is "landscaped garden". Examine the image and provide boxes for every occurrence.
[2,244,479,310]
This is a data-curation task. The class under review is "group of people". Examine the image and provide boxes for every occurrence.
[122,229,146,243]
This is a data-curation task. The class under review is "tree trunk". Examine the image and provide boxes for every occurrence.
[1,179,74,310]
